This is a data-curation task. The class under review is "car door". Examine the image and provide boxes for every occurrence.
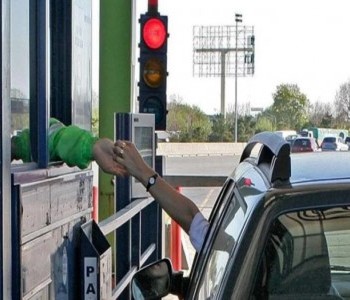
[229,189,350,300]
[183,178,243,299]
[185,164,268,299]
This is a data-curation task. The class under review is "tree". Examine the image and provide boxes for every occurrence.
[334,79,350,127]
[255,116,275,133]
[271,84,309,130]
[320,112,333,128]
[237,115,256,142]
[308,100,334,128]
[11,88,29,132]
[167,97,212,142]
[11,88,27,99]
[208,114,233,142]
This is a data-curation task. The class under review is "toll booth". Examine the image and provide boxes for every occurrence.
[1,0,163,298]
[12,168,94,299]
[8,0,94,299]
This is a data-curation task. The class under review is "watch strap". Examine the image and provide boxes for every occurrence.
[146,173,158,192]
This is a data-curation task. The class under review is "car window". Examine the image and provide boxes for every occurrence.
[252,207,350,299]
[293,139,309,147]
[197,192,247,299]
[323,137,336,143]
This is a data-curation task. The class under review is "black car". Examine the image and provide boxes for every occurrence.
[132,132,350,300]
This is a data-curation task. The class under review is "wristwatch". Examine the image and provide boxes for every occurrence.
[146,174,158,192]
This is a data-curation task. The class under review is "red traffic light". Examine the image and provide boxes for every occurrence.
[143,18,167,49]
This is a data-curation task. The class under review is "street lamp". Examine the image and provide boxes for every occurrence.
[234,13,242,143]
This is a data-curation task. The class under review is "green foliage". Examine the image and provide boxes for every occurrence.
[320,112,333,128]
[237,115,256,142]
[334,80,350,127]
[11,88,26,99]
[271,83,309,131]
[167,100,212,142]
[255,116,275,133]
[166,81,350,142]
[308,101,332,128]
[208,114,233,142]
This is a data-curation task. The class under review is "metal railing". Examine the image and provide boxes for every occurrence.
[97,174,227,299]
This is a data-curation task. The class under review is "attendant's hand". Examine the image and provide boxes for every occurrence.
[93,138,127,176]
[113,140,155,183]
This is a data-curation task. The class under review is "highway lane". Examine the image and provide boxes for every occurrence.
[164,155,240,219]
[164,155,240,176]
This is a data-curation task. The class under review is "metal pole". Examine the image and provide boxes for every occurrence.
[220,51,226,117]
[148,0,158,15]
[234,14,242,142]
[234,23,238,143]
[170,187,183,271]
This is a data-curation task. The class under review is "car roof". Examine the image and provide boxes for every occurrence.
[290,151,350,183]
[240,132,350,187]
[291,137,313,142]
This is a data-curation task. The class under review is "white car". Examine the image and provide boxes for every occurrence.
[321,136,349,151]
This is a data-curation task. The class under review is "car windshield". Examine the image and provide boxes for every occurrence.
[196,191,247,299]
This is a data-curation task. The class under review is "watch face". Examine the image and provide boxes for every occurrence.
[147,174,158,191]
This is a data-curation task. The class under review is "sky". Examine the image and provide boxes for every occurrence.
[94,1,350,115]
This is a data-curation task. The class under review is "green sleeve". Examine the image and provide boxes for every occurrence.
[50,125,98,169]
[11,129,32,162]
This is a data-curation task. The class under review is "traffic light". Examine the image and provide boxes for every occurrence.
[138,13,168,130]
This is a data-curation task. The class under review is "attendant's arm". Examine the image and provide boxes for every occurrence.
[53,125,126,175]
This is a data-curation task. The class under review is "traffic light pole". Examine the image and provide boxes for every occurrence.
[148,0,158,15]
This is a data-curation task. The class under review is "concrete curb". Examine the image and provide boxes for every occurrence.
[157,142,247,156]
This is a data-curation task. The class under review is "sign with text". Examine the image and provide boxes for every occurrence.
[80,220,112,299]
[84,257,97,299]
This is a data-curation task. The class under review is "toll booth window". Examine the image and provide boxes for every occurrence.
[10,0,30,163]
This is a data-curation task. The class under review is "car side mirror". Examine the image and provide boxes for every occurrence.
[132,258,172,300]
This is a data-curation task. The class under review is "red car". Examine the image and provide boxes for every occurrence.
[291,137,318,153]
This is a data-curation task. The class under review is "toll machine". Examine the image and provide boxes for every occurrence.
[9,0,97,299]
[115,113,163,299]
